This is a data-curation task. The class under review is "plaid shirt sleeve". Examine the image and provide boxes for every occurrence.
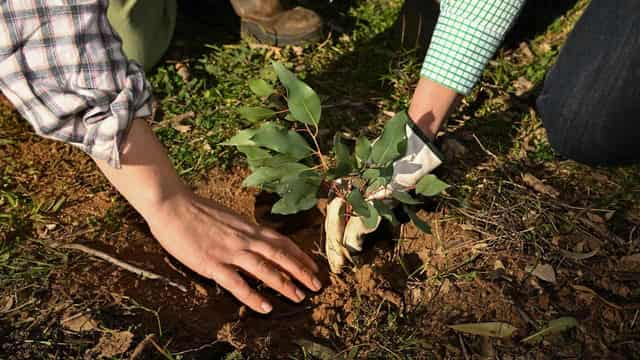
[421,0,526,95]
[0,0,152,168]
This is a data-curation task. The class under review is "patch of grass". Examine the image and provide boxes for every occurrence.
[147,0,407,180]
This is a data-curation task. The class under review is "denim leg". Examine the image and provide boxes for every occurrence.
[537,0,640,166]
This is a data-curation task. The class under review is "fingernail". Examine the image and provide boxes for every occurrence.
[295,288,306,302]
[261,302,273,313]
[312,278,322,291]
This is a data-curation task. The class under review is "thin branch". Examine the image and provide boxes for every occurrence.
[304,123,329,171]
[53,243,188,292]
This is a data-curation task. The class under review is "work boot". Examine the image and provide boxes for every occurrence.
[230,0,323,46]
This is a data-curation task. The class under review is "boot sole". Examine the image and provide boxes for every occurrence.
[240,19,323,46]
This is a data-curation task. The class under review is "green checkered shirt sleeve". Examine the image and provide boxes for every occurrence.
[421,0,526,95]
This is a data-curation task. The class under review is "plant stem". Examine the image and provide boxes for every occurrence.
[305,123,329,171]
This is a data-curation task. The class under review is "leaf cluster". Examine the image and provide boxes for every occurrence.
[223,62,449,231]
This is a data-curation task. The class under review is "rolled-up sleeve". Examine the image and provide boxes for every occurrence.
[0,0,152,168]
[421,0,526,95]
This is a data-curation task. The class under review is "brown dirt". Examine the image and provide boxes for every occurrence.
[31,166,640,358]
[2,98,640,359]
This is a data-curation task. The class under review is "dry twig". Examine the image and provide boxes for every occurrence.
[129,334,157,360]
[52,243,188,292]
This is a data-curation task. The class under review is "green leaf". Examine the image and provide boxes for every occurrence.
[365,177,388,196]
[416,175,449,197]
[251,122,312,159]
[251,154,301,169]
[372,200,398,226]
[243,163,310,188]
[238,106,277,123]
[449,322,518,338]
[221,128,258,146]
[392,191,422,205]
[521,317,577,344]
[271,172,321,215]
[272,61,321,126]
[237,146,271,170]
[368,111,408,166]
[328,134,355,179]
[361,202,380,229]
[362,168,380,181]
[404,205,431,233]
[355,136,371,168]
[237,146,270,160]
[248,79,274,97]
[346,188,370,218]
[364,167,392,195]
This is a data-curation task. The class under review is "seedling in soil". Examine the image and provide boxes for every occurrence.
[223,61,449,272]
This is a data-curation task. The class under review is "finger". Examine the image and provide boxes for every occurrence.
[259,229,320,274]
[208,264,273,314]
[250,241,322,292]
[233,251,306,303]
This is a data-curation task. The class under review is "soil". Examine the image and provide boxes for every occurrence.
[2,105,639,358]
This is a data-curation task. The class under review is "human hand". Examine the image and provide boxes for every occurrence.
[343,118,444,253]
[145,189,322,314]
[94,120,322,314]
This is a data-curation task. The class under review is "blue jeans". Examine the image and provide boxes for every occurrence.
[537,0,640,166]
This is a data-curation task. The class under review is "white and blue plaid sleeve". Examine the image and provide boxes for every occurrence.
[0,0,152,168]
[421,0,526,95]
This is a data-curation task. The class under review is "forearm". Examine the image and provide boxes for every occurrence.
[409,0,526,138]
[408,77,462,140]
[94,119,188,222]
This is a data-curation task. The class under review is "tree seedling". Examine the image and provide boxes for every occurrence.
[223,61,449,272]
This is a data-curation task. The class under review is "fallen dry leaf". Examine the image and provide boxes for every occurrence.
[292,46,304,57]
[621,253,640,264]
[175,63,190,82]
[172,124,192,133]
[62,312,99,332]
[621,254,640,271]
[522,173,560,198]
[560,249,599,261]
[531,263,556,283]
[86,330,134,358]
[449,322,517,338]
[0,296,14,313]
[513,76,534,96]
[537,41,552,54]
[518,42,534,61]
[586,212,605,224]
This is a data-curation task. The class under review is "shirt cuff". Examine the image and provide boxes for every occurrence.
[0,0,152,169]
[421,0,526,95]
